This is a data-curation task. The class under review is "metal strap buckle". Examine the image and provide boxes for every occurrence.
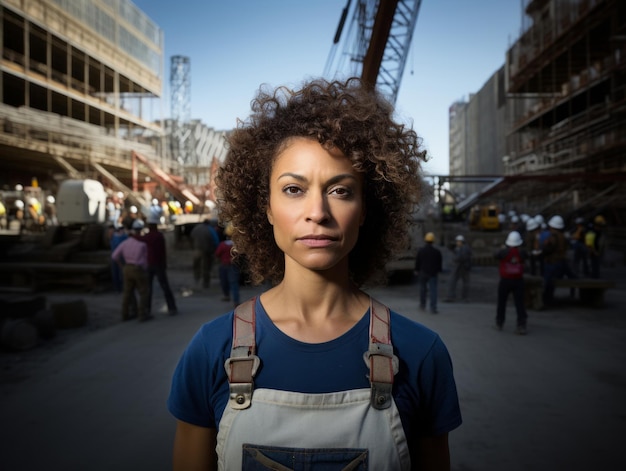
[228,383,254,410]
[370,382,393,410]
[363,343,399,410]
[363,343,399,375]
[224,355,260,410]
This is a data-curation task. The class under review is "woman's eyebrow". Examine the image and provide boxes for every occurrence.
[276,172,306,182]
[276,173,359,185]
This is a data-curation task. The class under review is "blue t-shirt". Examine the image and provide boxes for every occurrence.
[168,297,462,442]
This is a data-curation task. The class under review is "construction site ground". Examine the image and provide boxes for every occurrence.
[0,235,625,470]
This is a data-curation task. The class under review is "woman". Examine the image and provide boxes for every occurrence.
[168,78,462,470]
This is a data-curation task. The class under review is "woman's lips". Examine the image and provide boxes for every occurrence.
[298,235,338,247]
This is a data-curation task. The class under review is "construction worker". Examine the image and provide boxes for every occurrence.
[111,219,152,322]
[445,234,471,302]
[184,200,193,214]
[139,215,178,316]
[536,215,550,275]
[524,217,541,276]
[571,217,589,275]
[494,231,528,334]
[414,232,443,313]
[26,198,45,232]
[121,205,139,230]
[14,199,25,232]
[585,215,606,279]
[542,215,570,306]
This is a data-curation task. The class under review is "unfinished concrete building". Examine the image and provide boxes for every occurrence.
[502,0,626,221]
[0,0,183,205]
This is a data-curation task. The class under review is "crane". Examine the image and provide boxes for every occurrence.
[325,0,423,104]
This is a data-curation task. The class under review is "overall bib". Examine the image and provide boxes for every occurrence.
[216,298,411,470]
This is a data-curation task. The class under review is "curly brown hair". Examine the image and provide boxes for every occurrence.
[216,77,426,286]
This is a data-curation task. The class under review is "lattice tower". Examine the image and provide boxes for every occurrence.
[170,55,192,165]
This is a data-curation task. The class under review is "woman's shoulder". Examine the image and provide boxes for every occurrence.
[386,309,456,370]
[187,311,235,357]
[389,310,439,340]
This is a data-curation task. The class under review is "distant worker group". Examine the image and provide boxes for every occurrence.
[415,209,609,335]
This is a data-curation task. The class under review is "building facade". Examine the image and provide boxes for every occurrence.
[451,0,625,225]
[0,0,170,201]
[448,67,508,199]
[506,0,625,175]
[448,100,468,181]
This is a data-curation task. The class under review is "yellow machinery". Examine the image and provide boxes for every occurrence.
[469,204,500,231]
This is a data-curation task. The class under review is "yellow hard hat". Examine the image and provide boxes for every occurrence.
[594,215,606,225]
[424,232,435,242]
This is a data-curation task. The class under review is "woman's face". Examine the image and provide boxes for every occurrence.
[267,138,365,275]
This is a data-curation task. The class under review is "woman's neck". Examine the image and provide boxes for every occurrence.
[260,265,369,343]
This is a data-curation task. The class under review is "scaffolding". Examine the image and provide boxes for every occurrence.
[505,0,626,175]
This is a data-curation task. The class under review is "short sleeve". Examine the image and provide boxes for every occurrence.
[417,336,462,436]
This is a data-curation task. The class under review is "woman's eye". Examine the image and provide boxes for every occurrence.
[283,185,302,195]
[330,186,352,197]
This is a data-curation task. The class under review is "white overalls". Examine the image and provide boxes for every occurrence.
[216,297,411,470]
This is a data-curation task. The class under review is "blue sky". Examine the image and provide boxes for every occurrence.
[132,0,524,175]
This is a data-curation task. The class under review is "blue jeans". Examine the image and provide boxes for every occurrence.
[419,274,438,312]
[573,241,589,275]
[219,264,240,305]
[111,260,123,292]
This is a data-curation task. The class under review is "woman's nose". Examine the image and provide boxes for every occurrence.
[305,193,330,223]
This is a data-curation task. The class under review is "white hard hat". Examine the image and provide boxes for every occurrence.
[130,205,138,214]
[455,235,465,242]
[151,198,159,206]
[520,214,530,223]
[46,195,55,204]
[505,231,523,247]
[15,199,25,209]
[526,218,539,232]
[507,210,516,218]
[548,215,565,230]
[511,215,519,223]
[534,214,544,224]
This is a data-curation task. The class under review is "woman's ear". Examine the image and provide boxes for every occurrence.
[267,206,274,225]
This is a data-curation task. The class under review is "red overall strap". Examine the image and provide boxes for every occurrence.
[365,297,399,409]
[225,298,260,410]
